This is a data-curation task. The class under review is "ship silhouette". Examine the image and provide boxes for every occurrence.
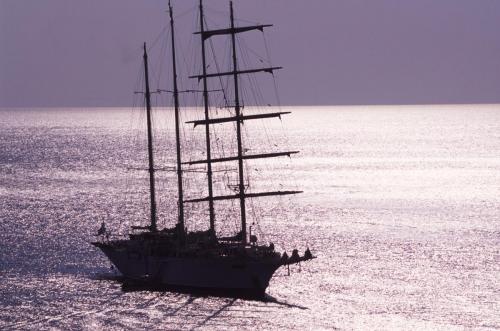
[92,0,314,298]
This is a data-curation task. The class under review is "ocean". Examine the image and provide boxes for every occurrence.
[0,105,498,330]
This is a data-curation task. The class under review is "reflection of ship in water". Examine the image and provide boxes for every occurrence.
[92,0,314,298]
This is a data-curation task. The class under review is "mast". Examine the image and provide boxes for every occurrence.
[186,2,303,239]
[199,0,216,233]
[169,2,184,233]
[229,1,247,244]
[143,42,158,232]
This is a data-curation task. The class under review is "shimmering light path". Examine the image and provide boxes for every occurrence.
[0,105,499,330]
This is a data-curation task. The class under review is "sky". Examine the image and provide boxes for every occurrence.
[1,0,500,107]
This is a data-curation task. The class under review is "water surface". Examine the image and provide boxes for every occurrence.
[0,105,499,330]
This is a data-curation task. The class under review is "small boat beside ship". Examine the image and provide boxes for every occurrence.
[92,0,314,298]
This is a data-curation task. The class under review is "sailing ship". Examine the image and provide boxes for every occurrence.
[92,0,314,298]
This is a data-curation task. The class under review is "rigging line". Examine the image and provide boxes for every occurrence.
[178,10,195,95]
[128,62,148,208]
[157,88,223,94]
[123,75,142,230]
[154,106,167,169]
[154,25,171,95]
[251,72,267,109]
[213,36,231,109]
[205,17,229,107]
[271,72,282,108]
[268,57,282,109]
[222,75,231,109]
[240,37,270,106]
[132,60,145,101]
[202,19,229,164]
[261,33,287,155]
[204,5,261,26]
[248,195,264,240]
[184,11,201,104]
[173,4,197,20]
[235,47,269,223]
[234,17,260,25]
[237,39,264,109]
[239,52,290,206]
[179,103,191,159]
[179,109,198,224]
[235,38,249,108]
[263,31,283,108]
[129,95,147,231]
[128,44,145,63]
[147,25,169,53]
[209,37,228,110]
[239,35,268,65]
[223,38,232,108]
[246,71,265,110]
[203,5,227,16]
[229,198,238,231]
[202,6,230,26]
[236,37,259,106]
[203,12,222,32]
[245,168,266,239]
[263,32,274,66]
[269,73,290,153]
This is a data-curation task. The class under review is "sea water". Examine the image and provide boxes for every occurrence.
[0,105,498,330]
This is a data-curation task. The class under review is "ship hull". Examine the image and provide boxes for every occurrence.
[95,243,281,297]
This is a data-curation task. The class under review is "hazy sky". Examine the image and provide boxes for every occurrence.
[1,0,500,107]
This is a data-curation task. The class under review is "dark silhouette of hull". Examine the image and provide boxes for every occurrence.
[93,241,282,297]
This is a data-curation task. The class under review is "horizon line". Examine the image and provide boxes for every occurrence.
[1,102,500,110]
